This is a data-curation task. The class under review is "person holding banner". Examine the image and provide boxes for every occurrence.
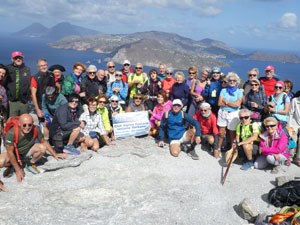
[125,94,146,112]
[158,99,201,160]
[96,94,113,139]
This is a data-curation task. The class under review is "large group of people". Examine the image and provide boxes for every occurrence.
[0,50,299,192]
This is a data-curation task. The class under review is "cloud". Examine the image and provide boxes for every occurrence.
[279,13,298,28]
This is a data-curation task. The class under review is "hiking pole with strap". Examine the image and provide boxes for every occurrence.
[222,139,238,185]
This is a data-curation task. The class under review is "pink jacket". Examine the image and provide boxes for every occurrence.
[150,100,172,127]
[259,123,290,159]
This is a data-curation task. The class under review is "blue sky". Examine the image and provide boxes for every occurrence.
[0,0,299,51]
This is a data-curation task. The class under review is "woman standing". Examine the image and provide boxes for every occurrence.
[216,72,243,158]
[188,68,209,117]
[171,72,190,109]
[61,62,86,98]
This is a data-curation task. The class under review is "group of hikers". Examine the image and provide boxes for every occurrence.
[0,51,299,192]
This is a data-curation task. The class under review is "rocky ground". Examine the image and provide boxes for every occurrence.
[0,136,299,225]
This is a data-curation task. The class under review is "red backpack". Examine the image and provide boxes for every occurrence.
[3,116,38,166]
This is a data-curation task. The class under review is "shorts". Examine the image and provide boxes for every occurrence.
[170,131,189,145]
[217,109,240,131]
[237,142,259,156]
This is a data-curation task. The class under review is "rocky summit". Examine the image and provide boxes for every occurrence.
[1,136,299,225]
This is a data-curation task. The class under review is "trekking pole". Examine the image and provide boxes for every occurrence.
[222,140,238,185]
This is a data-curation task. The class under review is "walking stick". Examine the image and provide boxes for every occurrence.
[222,140,238,185]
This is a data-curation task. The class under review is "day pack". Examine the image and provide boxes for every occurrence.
[268,180,300,208]
[4,116,38,166]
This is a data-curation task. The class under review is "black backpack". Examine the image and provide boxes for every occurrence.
[268,180,300,208]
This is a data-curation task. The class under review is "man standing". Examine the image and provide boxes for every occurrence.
[158,64,166,80]
[31,58,57,119]
[158,99,201,160]
[96,69,108,95]
[127,63,148,103]
[105,61,116,83]
[81,65,100,100]
[122,60,134,83]
[5,51,31,117]
[259,65,278,97]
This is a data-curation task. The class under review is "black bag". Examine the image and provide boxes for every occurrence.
[50,130,72,153]
[268,181,300,208]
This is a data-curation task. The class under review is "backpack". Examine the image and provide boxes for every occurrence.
[163,110,185,139]
[268,93,287,106]
[129,73,147,84]
[3,116,38,167]
[268,180,300,208]
[238,122,253,142]
[110,80,125,89]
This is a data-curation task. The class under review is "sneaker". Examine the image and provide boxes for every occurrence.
[3,166,14,178]
[187,150,200,160]
[240,162,254,170]
[26,164,40,174]
[285,159,292,166]
[63,144,80,155]
[180,144,189,153]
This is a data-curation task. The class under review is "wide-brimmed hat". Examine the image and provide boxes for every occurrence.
[49,64,66,72]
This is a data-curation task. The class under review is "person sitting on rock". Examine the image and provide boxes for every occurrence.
[158,99,201,160]
[193,103,219,158]
[255,117,289,173]
[49,93,85,155]
[79,96,112,151]
[0,114,65,183]
[125,93,146,112]
[233,109,261,170]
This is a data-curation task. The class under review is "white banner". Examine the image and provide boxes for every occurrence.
[113,111,150,138]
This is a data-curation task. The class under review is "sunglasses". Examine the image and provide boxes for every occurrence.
[88,72,96,74]
[251,84,259,87]
[134,97,142,100]
[71,100,79,103]
[115,74,122,77]
[98,101,106,104]
[166,73,173,75]
[123,64,130,66]
[200,109,208,112]
[22,123,33,128]
[275,86,283,90]
[13,56,23,60]
[240,116,250,120]
[111,100,119,103]
[89,104,97,107]
[189,72,196,75]
[265,70,272,73]
[212,72,220,74]
[108,66,115,69]
[248,74,257,77]
[266,124,276,129]
[221,81,227,84]
[173,104,181,107]
[135,67,142,70]
[228,79,237,83]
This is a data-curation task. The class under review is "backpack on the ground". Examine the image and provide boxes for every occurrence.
[3,116,38,167]
[268,180,300,208]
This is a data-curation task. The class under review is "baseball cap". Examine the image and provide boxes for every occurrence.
[110,95,119,101]
[11,51,23,58]
[265,65,274,71]
[123,60,131,65]
[172,99,183,106]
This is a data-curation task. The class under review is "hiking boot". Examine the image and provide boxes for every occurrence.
[63,144,80,155]
[240,162,254,170]
[187,150,199,160]
[285,159,292,166]
[3,166,14,178]
[26,163,40,174]
[180,144,189,153]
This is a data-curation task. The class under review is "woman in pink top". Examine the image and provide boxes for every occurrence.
[254,117,289,172]
[148,91,172,136]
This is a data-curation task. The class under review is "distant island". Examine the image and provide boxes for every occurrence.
[14,22,300,69]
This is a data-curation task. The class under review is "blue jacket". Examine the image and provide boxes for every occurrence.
[203,79,222,106]
[159,110,201,141]
[106,80,128,102]
[171,82,190,106]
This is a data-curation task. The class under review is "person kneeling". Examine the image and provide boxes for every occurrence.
[0,114,65,183]
[233,109,261,170]
[79,96,113,151]
[49,93,85,155]
[158,99,201,160]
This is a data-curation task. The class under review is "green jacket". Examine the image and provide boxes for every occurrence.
[96,106,111,132]
[61,73,81,96]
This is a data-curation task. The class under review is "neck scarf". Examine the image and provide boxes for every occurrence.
[202,112,211,118]
[226,86,238,96]
[72,72,81,85]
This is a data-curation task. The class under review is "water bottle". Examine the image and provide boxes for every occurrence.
[45,113,51,125]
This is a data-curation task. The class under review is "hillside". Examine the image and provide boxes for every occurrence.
[245,51,300,63]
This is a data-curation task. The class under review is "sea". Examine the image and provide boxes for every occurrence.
[0,34,300,91]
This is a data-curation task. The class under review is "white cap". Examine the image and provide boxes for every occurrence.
[172,99,183,106]
[199,102,211,109]
[87,65,97,72]
[110,95,119,101]
[123,59,131,65]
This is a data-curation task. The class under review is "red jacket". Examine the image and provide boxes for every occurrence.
[193,110,219,135]
[122,68,134,83]
[260,77,277,97]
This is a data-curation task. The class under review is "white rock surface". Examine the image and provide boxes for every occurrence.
[0,136,299,225]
